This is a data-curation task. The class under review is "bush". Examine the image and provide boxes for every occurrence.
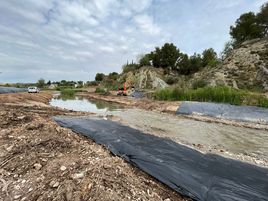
[165,76,178,85]
[192,79,207,89]
[95,73,105,82]
[95,87,109,95]
[37,78,45,88]
[85,81,98,86]
[154,86,268,108]
[108,72,119,80]
[61,89,76,96]
[122,64,140,73]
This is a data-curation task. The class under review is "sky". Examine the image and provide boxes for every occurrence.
[0,0,267,83]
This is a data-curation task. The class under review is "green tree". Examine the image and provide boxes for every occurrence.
[160,43,180,69]
[220,41,233,60]
[230,12,264,44]
[37,78,45,88]
[77,81,83,87]
[139,54,152,66]
[189,53,203,73]
[177,54,191,75]
[47,80,51,85]
[257,3,268,36]
[95,73,105,82]
[108,72,119,80]
[151,47,162,67]
[151,43,180,69]
[202,48,218,67]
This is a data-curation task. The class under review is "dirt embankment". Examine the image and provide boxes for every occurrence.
[77,92,180,113]
[0,92,53,106]
[0,93,189,201]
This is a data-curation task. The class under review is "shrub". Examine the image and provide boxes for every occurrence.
[61,89,76,96]
[85,81,98,86]
[165,76,178,85]
[95,73,105,82]
[154,86,268,108]
[122,64,140,73]
[192,79,207,89]
[95,87,107,94]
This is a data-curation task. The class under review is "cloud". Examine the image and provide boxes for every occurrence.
[133,14,161,35]
[99,46,115,53]
[0,0,265,83]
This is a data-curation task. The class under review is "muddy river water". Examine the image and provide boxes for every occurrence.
[50,96,268,163]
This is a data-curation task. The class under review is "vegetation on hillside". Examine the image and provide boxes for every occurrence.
[122,43,219,76]
[230,3,268,45]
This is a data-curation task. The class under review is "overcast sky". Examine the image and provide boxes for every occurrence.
[0,0,266,83]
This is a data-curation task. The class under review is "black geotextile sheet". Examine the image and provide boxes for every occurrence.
[177,101,268,124]
[54,116,268,201]
[0,87,27,94]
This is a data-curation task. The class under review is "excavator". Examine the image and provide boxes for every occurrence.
[117,82,127,96]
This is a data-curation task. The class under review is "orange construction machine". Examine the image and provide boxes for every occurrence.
[117,83,127,96]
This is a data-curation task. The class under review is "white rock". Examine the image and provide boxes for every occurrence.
[49,181,59,188]
[60,166,67,171]
[33,163,42,170]
[71,172,84,180]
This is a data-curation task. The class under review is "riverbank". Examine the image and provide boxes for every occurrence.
[77,92,268,131]
[77,92,181,113]
[0,92,187,201]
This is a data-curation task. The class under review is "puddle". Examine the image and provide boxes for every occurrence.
[50,96,268,162]
[50,96,124,114]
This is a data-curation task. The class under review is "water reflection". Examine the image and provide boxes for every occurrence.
[50,96,124,114]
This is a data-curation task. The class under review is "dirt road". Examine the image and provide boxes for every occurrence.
[0,93,188,201]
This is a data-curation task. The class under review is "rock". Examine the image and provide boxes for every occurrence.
[14,195,21,199]
[71,172,84,180]
[33,163,42,170]
[49,181,59,188]
[56,127,61,133]
[87,183,93,190]
[164,199,171,201]
[17,116,26,120]
[60,166,67,171]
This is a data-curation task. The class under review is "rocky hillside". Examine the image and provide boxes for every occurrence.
[193,38,268,91]
[119,67,168,90]
[118,38,268,91]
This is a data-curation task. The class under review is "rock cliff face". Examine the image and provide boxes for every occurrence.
[119,38,268,91]
[120,66,168,90]
[194,38,268,91]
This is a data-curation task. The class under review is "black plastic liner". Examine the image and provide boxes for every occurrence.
[177,101,268,124]
[0,87,27,94]
[54,116,268,201]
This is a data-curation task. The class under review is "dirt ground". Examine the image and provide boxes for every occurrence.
[0,93,189,201]
[0,92,52,106]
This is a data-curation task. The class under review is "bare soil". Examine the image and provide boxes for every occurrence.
[0,93,189,201]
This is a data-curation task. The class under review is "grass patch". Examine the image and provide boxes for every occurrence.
[60,88,76,96]
[95,87,109,95]
[154,86,268,108]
